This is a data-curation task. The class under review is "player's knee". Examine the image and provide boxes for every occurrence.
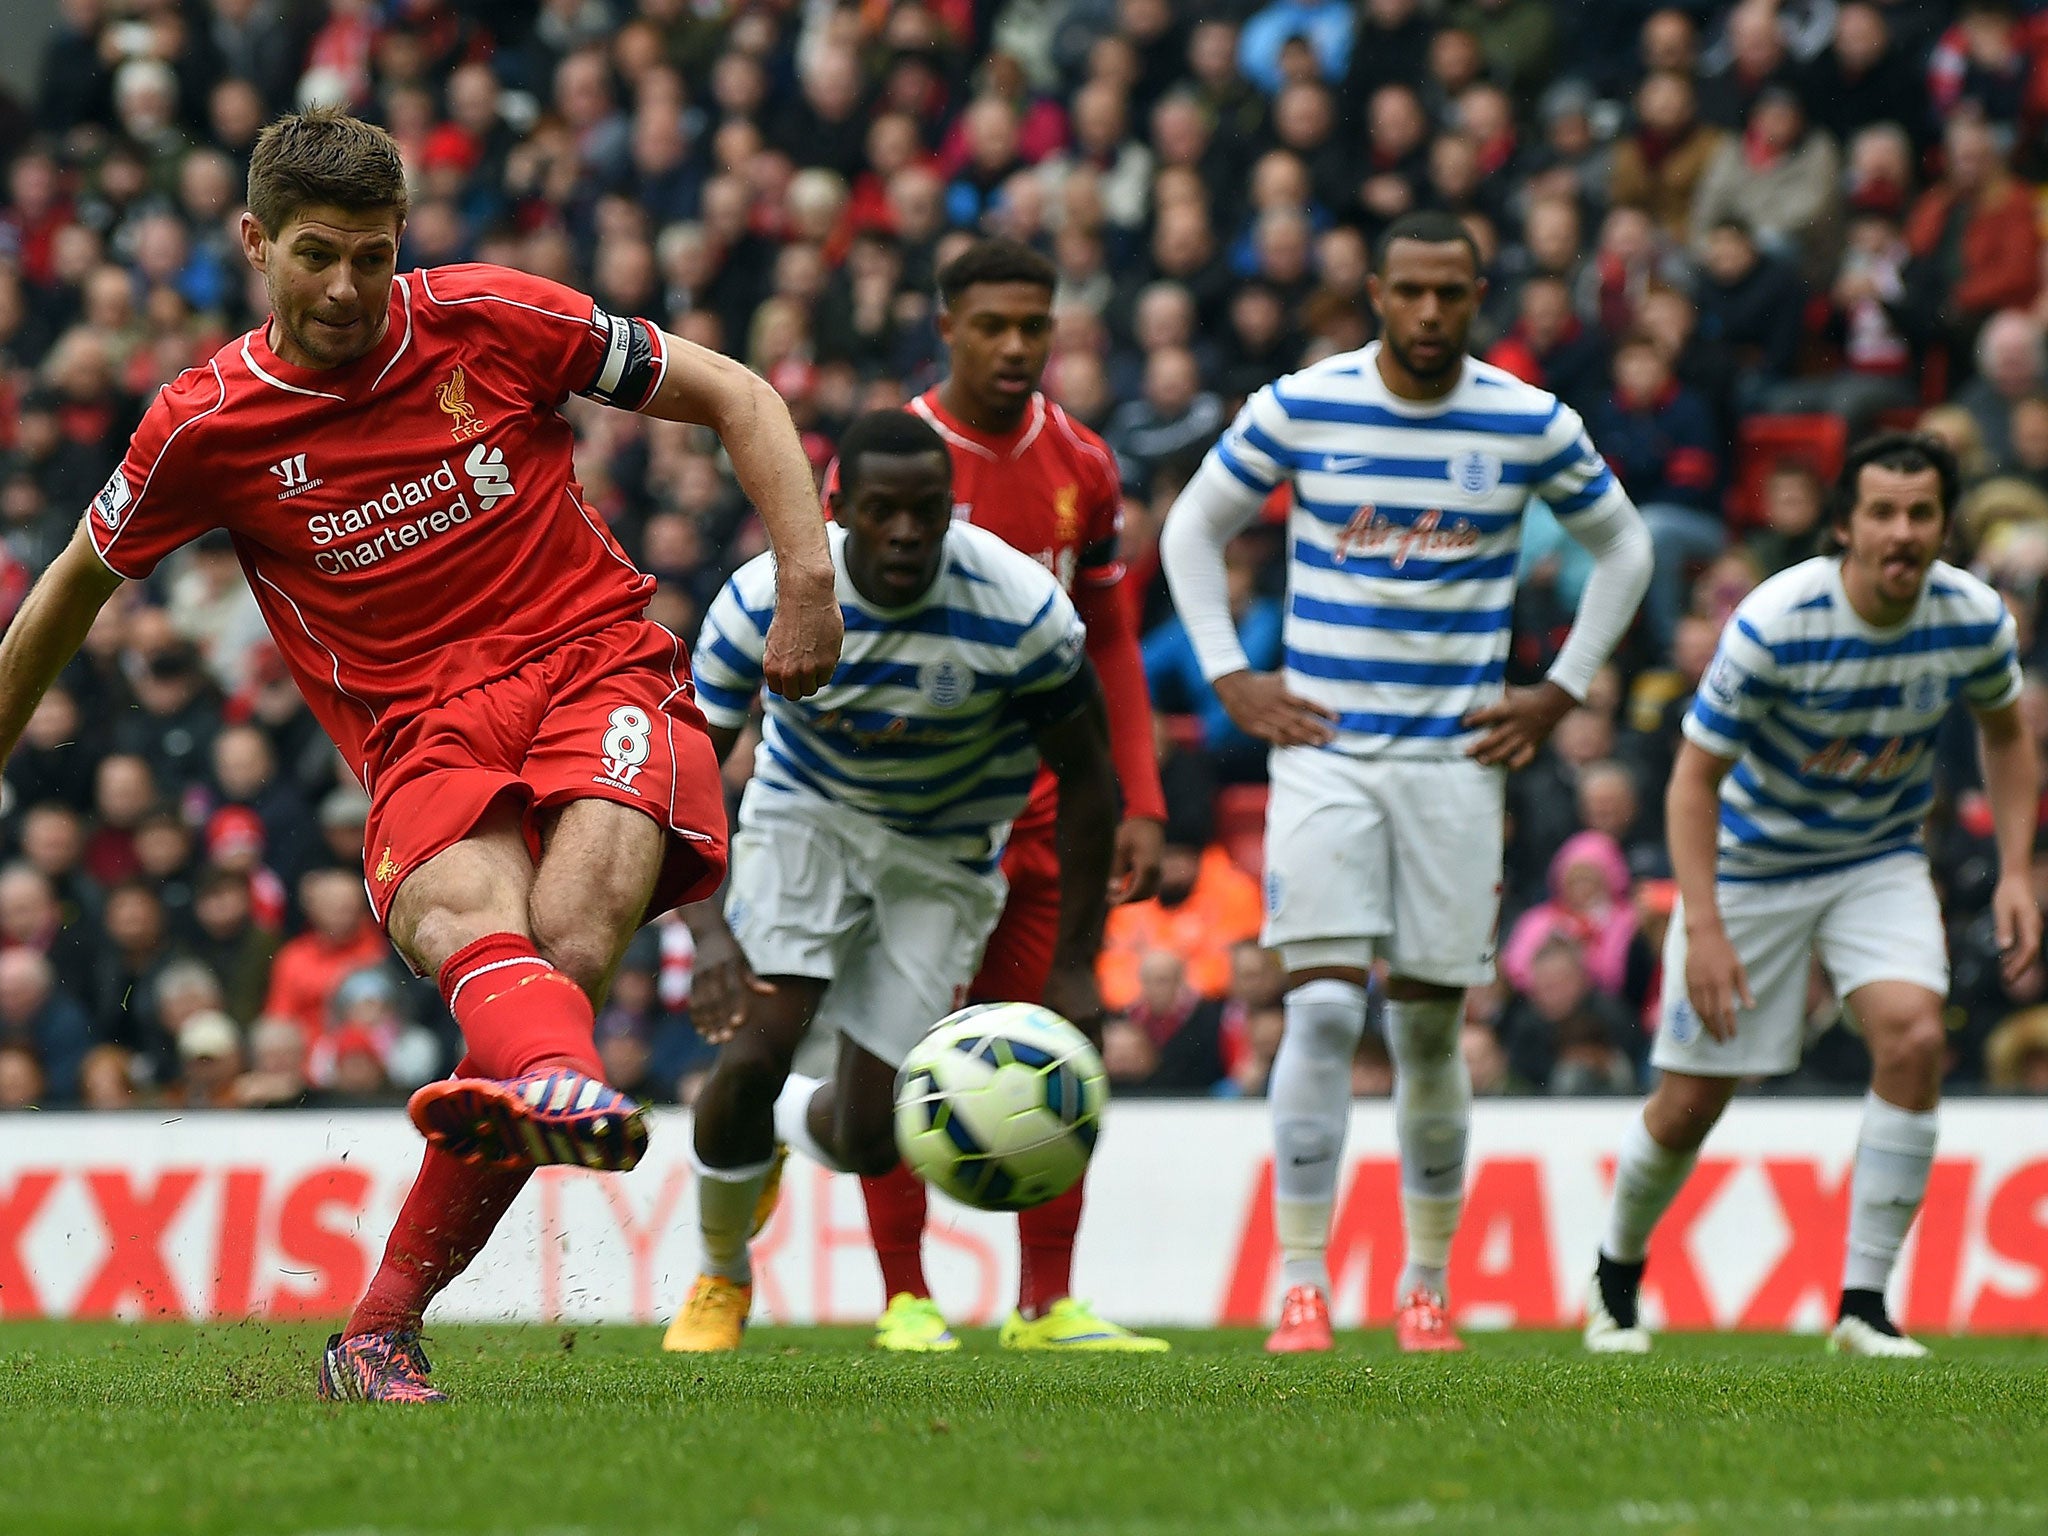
[1646,1078,1728,1150]
[530,920,617,1003]
[1875,1014,1947,1082]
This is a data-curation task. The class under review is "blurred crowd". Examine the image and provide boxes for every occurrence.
[8,0,2048,1112]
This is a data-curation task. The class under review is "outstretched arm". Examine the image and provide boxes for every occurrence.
[642,331,841,699]
[0,523,124,764]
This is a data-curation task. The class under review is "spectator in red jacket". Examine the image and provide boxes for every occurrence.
[1907,116,2042,378]
[258,868,388,1045]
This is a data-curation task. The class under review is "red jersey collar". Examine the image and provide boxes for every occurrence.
[913,387,1047,462]
[241,273,414,403]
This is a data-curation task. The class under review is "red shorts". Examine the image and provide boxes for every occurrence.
[969,818,1060,1005]
[361,620,728,927]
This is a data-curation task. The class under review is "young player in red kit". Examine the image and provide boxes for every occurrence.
[0,111,842,1401]
[876,239,1171,1351]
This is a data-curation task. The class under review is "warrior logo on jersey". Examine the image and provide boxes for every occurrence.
[436,366,488,441]
[94,469,132,529]
[1447,448,1503,497]
[918,658,972,710]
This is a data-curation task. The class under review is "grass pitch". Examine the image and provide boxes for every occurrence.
[2,1323,2044,1536]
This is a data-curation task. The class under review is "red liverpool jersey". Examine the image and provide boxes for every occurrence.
[910,387,1141,833]
[87,264,666,787]
[909,388,1124,597]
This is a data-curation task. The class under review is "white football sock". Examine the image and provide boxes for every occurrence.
[1603,1111,1698,1264]
[1388,995,1467,1299]
[774,1072,852,1174]
[1843,1092,1938,1296]
[1269,977,1369,1295]
[693,1149,774,1284]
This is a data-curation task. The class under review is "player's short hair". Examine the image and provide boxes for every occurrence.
[1831,431,1961,530]
[247,106,409,238]
[1372,211,1482,276]
[832,409,950,498]
[936,237,1057,308]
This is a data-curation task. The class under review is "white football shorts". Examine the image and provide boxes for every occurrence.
[1261,747,1506,987]
[1652,851,1949,1079]
[725,790,1007,1070]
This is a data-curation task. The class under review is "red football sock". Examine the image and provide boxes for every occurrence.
[1017,1174,1086,1318]
[347,1059,531,1337]
[438,932,601,1079]
[860,1163,932,1300]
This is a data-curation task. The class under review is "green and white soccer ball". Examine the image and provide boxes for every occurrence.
[894,1002,1107,1212]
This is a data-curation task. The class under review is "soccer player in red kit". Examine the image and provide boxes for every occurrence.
[0,110,842,1401]
[878,239,1170,1351]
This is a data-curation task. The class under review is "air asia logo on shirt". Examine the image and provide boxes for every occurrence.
[435,366,488,441]
[1332,505,1483,567]
[93,470,132,529]
[269,453,325,500]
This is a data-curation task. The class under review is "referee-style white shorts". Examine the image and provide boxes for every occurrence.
[1652,851,1949,1079]
[726,794,1007,1070]
[1261,747,1506,987]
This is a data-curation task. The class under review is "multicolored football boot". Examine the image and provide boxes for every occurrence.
[317,1330,448,1403]
[408,1068,649,1170]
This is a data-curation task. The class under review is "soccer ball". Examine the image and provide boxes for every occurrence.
[894,1003,1107,1212]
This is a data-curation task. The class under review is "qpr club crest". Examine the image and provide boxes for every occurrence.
[1902,672,1947,714]
[1446,448,1502,498]
[919,658,972,709]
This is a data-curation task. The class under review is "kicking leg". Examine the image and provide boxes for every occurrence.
[393,806,648,1170]
[1587,1071,1736,1353]
[1832,981,1943,1357]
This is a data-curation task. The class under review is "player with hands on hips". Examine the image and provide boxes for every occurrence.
[1162,210,1652,1353]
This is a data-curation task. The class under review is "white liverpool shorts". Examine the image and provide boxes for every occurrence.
[725,792,1007,1070]
[1261,747,1505,987]
[1652,851,1949,1079]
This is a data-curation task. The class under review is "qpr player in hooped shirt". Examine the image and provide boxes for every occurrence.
[1161,211,1653,1355]
[0,109,843,1404]
[1586,431,2041,1361]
